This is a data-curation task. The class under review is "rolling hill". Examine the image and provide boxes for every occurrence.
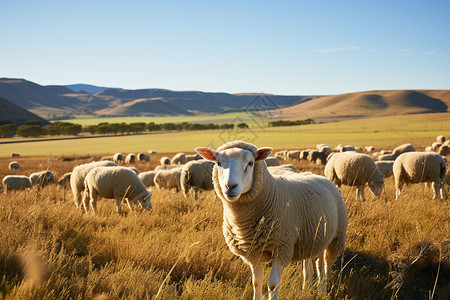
[0,96,50,125]
[279,90,450,122]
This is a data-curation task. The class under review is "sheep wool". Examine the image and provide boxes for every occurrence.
[207,141,348,297]
[2,175,32,194]
[392,143,415,158]
[154,167,182,191]
[180,159,215,199]
[29,170,55,187]
[375,161,394,178]
[8,161,20,171]
[171,152,187,165]
[138,170,157,187]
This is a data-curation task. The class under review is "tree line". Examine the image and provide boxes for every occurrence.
[267,119,315,127]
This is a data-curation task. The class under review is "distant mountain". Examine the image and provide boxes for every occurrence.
[65,84,117,94]
[0,96,49,125]
[279,90,450,122]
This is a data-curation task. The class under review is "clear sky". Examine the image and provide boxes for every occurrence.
[1,0,449,95]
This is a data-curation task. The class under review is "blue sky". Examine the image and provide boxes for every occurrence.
[1,0,449,95]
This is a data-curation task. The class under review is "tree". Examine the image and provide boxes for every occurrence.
[0,123,16,138]
[17,125,44,137]
[237,122,249,129]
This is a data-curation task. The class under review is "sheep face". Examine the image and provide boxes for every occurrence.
[196,146,272,202]
[138,192,152,210]
[368,178,385,196]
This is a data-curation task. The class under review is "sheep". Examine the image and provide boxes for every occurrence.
[127,167,139,174]
[274,150,287,160]
[286,150,300,161]
[375,161,394,178]
[340,145,355,152]
[185,153,202,162]
[29,170,56,187]
[319,145,332,156]
[57,172,71,187]
[137,152,150,163]
[148,150,157,154]
[101,155,114,161]
[138,170,157,187]
[70,160,117,209]
[392,143,415,158]
[113,153,124,163]
[267,164,297,176]
[8,161,20,171]
[436,135,446,143]
[425,146,433,152]
[160,157,170,165]
[365,146,375,152]
[438,145,450,156]
[11,153,20,157]
[195,140,348,299]
[377,154,396,161]
[307,150,327,165]
[171,152,186,165]
[393,152,446,200]
[431,142,442,152]
[265,157,280,166]
[2,175,32,194]
[82,166,152,214]
[125,153,136,164]
[154,164,179,171]
[154,167,182,192]
[180,159,215,199]
[325,152,385,201]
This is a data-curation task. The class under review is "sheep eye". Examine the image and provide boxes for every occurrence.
[217,161,222,167]
[247,161,254,167]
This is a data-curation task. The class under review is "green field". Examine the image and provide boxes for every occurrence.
[3,113,450,156]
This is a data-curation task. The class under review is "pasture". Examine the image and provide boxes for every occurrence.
[0,148,448,299]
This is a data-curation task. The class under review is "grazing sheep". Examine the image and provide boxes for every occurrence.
[160,157,170,165]
[265,157,280,166]
[334,144,343,152]
[274,150,287,160]
[377,154,396,161]
[425,146,433,152]
[319,145,332,156]
[148,150,157,154]
[101,155,114,161]
[154,167,183,191]
[380,150,392,155]
[180,159,215,199]
[113,153,124,163]
[11,153,20,157]
[2,175,32,194]
[340,145,355,152]
[392,143,415,158]
[436,135,446,143]
[375,161,394,178]
[154,164,179,171]
[196,141,348,299]
[325,152,385,201]
[171,152,186,165]
[286,150,301,161]
[185,153,202,162]
[365,146,375,152]
[393,152,446,200]
[57,172,71,187]
[137,152,150,163]
[300,150,310,160]
[8,161,20,171]
[138,170,157,187]
[83,166,152,214]
[29,170,55,187]
[308,150,327,165]
[125,153,136,164]
[267,164,297,176]
[438,145,450,156]
[431,142,442,152]
[70,160,117,209]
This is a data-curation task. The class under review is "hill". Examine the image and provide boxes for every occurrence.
[279,90,450,122]
[65,84,118,94]
[0,96,49,125]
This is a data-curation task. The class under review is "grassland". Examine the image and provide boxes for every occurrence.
[2,113,450,157]
[0,154,448,299]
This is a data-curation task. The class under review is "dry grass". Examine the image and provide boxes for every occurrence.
[0,155,449,299]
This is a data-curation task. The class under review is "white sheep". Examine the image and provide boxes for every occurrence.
[431,142,442,152]
[393,152,446,200]
[70,160,117,209]
[267,164,297,176]
[265,157,280,166]
[148,150,157,154]
[375,161,394,178]
[365,146,375,152]
[319,145,332,156]
[325,152,385,201]
[29,170,56,187]
[82,166,152,214]
[138,170,157,187]
[125,153,136,164]
[307,150,327,165]
[137,152,150,163]
[180,159,215,199]
[57,172,71,187]
[2,175,32,194]
[160,157,170,165]
[286,150,301,161]
[392,143,415,158]
[340,145,355,152]
[154,167,183,191]
[377,154,396,161]
[185,153,202,162]
[8,161,20,171]
[274,150,287,160]
[196,141,348,299]
[171,152,186,165]
[436,135,446,143]
[113,153,123,163]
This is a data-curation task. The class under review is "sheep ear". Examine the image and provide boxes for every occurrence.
[195,147,218,162]
[255,147,273,161]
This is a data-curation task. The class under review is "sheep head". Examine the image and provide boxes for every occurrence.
[368,175,385,197]
[196,145,272,202]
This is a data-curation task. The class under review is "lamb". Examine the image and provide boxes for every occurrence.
[180,159,215,199]
[196,141,348,299]
[171,152,186,165]
[2,175,32,194]
[57,172,71,187]
[393,152,446,200]
[392,143,415,158]
[113,153,124,163]
[9,161,20,171]
[160,157,170,165]
[137,152,150,163]
[267,164,297,176]
[125,153,136,164]
[265,157,280,166]
[82,166,152,214]
[154,167,182,192]
[325,152,385,201]
[70,160,117,209]
[375,161,394,178]
[29,170,56,187]
[138,170,157,187]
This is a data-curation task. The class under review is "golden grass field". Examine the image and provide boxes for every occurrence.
[0,145,449,299]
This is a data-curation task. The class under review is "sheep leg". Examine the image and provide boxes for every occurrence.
[194,187,199,200]
[115,196,122,214]
[302,258,314,290]
[81,188,89,213]
[89,189,99,214]
[249,261,263,300]
[268,258,284,300]
[315,252,327,295]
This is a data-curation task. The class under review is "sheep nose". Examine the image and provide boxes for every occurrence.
[225,183,238,190]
